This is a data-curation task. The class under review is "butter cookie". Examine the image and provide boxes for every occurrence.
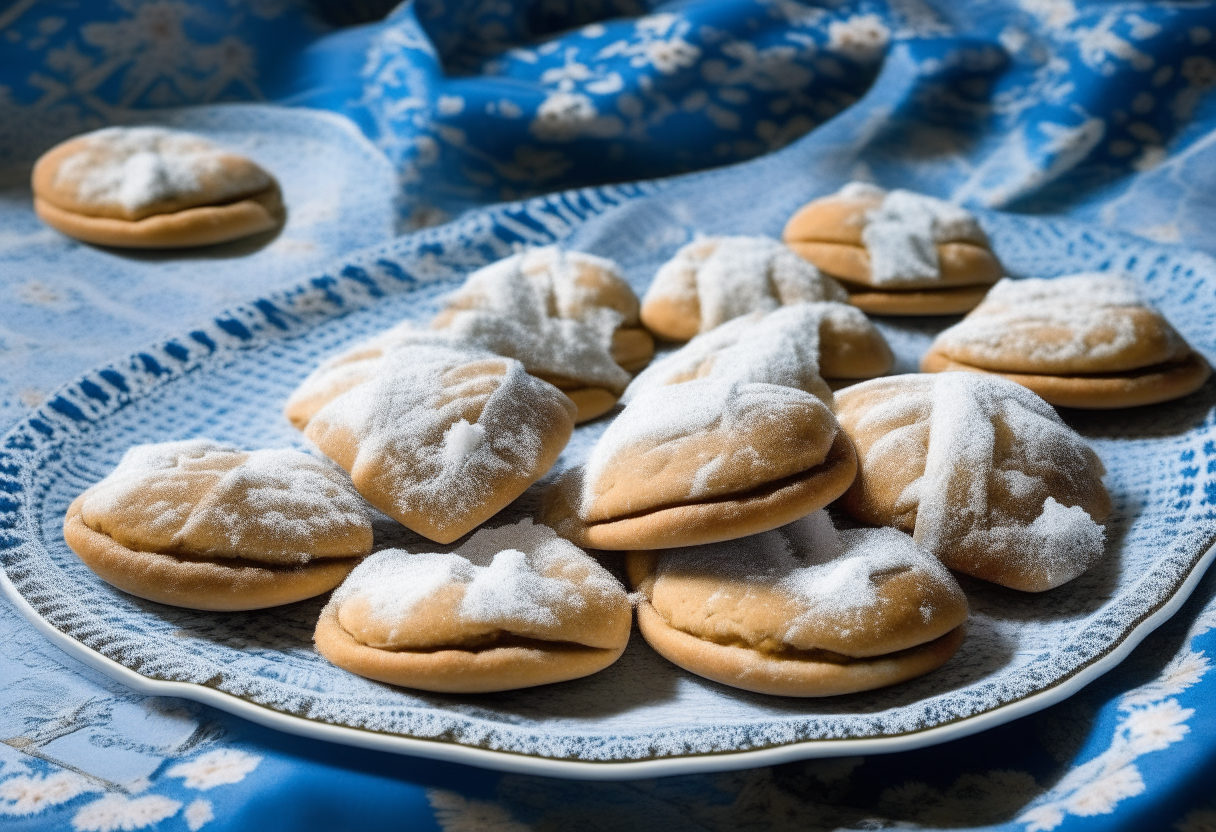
[782,182,1001,315]
[640,236,849,341]
[836,373,1111,592]
[542,305,857,550]
[314,520,631,692]
[626,511,967,696]
[921,274,1211,408]
[431,247,654,422]
[63,441,371,610]
[304,344,576,544]
[33,126,283,248]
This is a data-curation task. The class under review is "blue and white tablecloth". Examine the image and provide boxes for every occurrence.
[3,1,1216,829]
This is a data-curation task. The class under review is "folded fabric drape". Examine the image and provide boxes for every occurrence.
[4,0,1215,244]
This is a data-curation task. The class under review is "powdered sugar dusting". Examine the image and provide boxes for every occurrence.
[932,273,1189,371]
[584,304,839,504]
[833,182,987,286]
[443,419,485,467]
[623,302,843,405]
[914,372,1107,588]
[81,439,371,564]
[332,520,626,648]
[437,247,633,392]
[54,127,270,212]
[304,344,564,529]
[646,236,847,334]
[651,512,957,644]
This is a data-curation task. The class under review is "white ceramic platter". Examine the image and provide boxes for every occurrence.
[3,173,1216,780]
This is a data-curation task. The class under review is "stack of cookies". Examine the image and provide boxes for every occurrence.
[58,169,1210,699]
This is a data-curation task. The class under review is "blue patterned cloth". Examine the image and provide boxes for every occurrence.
[4,1,1216,830]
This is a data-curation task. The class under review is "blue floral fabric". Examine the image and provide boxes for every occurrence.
[4,0,1216,830]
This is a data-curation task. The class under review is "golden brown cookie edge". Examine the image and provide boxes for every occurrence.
[34,185,284,249]
[635,601,965,697]
[313,602,630,693]
[544,431,858,550]
[920,349,1212,409]
[63,497,359,611]
[845,284,991,316]
[787,241,1002,290]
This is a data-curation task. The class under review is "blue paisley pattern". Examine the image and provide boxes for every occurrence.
[3,1,1216,830]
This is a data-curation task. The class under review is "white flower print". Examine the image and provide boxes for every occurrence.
[596,14,701,75]
[531,91,597,139]
[1062,765,1144,817]
[1019,0,1079,29]
[1021,803,1067,832]
[1120,649,1209,709]
[827,14,891,63]
[539,51,594,91]
[585,73,624,94]
[1123,700,1193,753]
[1190,603,1216,639]
[644,37,700,74]
[437,95,465,115]
[72,794,181,832]
[78,2,262,106]
[1012,611,1213,832]
[1071,11,1154,74]
[1010,599,1216,832]
[0,770,100,816]
[1017,699,1191,830]
[530,92,622,140]
[166,749,261,791]
[184,799,213,831]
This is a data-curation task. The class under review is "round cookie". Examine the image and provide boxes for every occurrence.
[33,126,283,248]
[542,305,858,550]
[314,520,632,693]
[640,236,849,341]
[782,182,1002,315]
[626,511,968,697]
[922,274,1211,408]
[63,441,371,611]
[432,247,655,422]
[304,343,576,544]
[835,373,1111,592]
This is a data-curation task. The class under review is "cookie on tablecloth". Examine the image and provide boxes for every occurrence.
[639,236,848,340]
[33,126,283,248]
[782,182,1002,315]
[921,274,1211,408]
